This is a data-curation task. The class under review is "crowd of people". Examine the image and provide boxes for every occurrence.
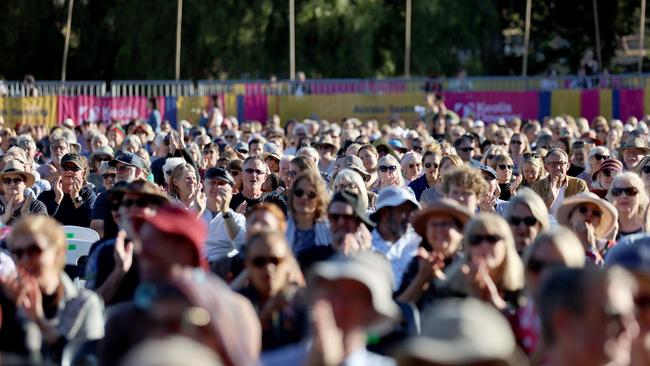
[0,104,650,366]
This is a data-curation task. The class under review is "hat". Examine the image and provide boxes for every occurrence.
[618,137,650,155]
[311,251,400,324]
[262,143,282,161]
[605,233,650,275]
[330,190,374,227]
[370,186,421,223]
[135,204,208,269]
[372,138,399,159]
[478,164,497,179]
[195,134,211,146]
[204,167,235,187]
[316,135,337,150]
[581,131,603,146]
[591,158,623,181]
[60,153,85,169]
[0,160,35,187]
[388,139,407,152]
[556,192,617,238]
[394,298,525,366]
[89,146,115,165]
[234,141,249,153]
[63,118,75,128]
[411,198,472,238]
[474,120,485,128]
[340,155,370,182]
[109,151,148,171]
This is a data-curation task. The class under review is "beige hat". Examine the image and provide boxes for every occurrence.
[556,192,617,238]
[395,298,527,366]
[617,137,650,156]
[411,198,472,238]
[0,160,35,187]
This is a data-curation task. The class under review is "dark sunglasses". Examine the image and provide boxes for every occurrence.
[486,154,496,161]
[468,234,503,246]
[250,256,284,268]
[611,186,639,197]
[95,157,111,162]
[328,213,358,222]
[510,140,522,145]
[482,173,496,181]
[498,164,514,170]
[578,205,602,217]
[379,165,397,173]
[225,135,237,140]
[292,188,316,199]
[121,198,158,208]
[102,173,116,180]
[11,244,43,259]
[523,152,541,160]
[2,178,24,185]
[527,258,564,274]
[62,165,82,172]
[244,168,265,176]
[459,147,474,152]
[509,216,538,227]
[594,154,610,161]
[424,162,439,169]
[643,165,650,174]
[601,170,619,178]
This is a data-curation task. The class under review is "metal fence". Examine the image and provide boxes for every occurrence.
[4,74,650,97]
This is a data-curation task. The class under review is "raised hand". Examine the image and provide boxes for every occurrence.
[307,300,344,366]
[113,230,134,274]
[53,175,64,204]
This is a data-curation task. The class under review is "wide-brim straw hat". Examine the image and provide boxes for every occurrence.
[617,137,650,156]
[556,192,617,238]
[411,198,472,238]
[0,160,35,187]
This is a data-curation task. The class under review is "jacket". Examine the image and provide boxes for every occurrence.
[531,176,588,209]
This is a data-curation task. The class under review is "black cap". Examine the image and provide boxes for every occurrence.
[60,153,85,169]
[330,190,374,227]
[205,167,235,186]
[109,151,148,171]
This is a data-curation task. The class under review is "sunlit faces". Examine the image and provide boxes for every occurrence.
[2,173,26,195]
[245,235,290,297]
[425,216,462,257]
[9,233,61,285]
[423,155,440,181]
[243,160,267,191]
[508,203,541,253]
[569,203,602,227]
[447,187,479,212]
[544,155,568,181]
[328,201,361,235]
[522,162,541,185]
[466,226,507,270]
[115,162,137,183]
[623,148,646,169]
[291,178,317,216]
[359,148,378,172]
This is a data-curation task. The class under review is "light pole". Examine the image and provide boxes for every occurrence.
[175,0,183,80]
[61,0,74,82]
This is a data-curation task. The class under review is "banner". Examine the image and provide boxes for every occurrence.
[57,96,148,123]
[0,97,58,128]
[176,96,206,125]
[444,91,539,123]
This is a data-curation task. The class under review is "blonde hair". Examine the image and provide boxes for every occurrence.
[441,166,488,198]
[523,227,585,270]
[481,146,508,165]
[489,154,514,171]
[377,155,405,187]
[400,151,423,178]
[333,169,369,211]
[506,187,550,231]
[606,172,650,220]
[169,163,196,199]
[9,216,67,271]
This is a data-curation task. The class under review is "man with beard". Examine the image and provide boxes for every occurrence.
[370,186,421,289]
[229,156,268,212]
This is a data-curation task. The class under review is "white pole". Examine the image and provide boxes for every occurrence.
[522,0,532,76]
[405,0,412,77]
[175,0,183,80]
[61,0,74,82]
[290,0,296,80]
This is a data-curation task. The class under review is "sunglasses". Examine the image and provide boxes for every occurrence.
[578,205,602,217]
[523,152,541,159]
[95,157,111,162]
[102,173,116,180]
[468,234,503,246]
[379,165,397,173]
[482,173,496,181]
[2,178,24,185]
[292,188,316,199]
[527,258,564,274]
[328,213,358,222]
[486,154,496,161]
[121,198,158,208]
[611,186,639,197]
[424,162,439,169]
[11,244,43,259]
[643,165,650,174]
[498,164,513,170]
[62,165,82,172]
[509,216,538,227]
[601,170,619,178]
[459,147,474,152]
[510,140,522,145]
[244,168,265,176]
[225,135,237,140]
[594,154,610,161]
[250,256,284,268]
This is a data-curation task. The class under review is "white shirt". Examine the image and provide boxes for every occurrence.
[549,185,567,216]
[371,227,421,289]
[204,211,247,261]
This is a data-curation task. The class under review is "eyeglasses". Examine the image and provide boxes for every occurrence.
[95,157,111,162]
[459,147,474,152]
[498,164,513,170]
[379,165,397,173]
[527,258,563,274]
[337,184,358,191]
[225,135,237,140]
[424,162,439,169]
[2,178,24,185]
[250,256,284,268]
[121,198,158,208]
[486,154,496,161]
[102,173,116,180]
[244,168,266,176]
[10,244,43,259]
[62,165,82,172]
[578,205,602,217]
[482,173,496,181]
[413,146,423,153]
[545,160,567,168]
[509,216,538,227]
[468,234,503,246]
[643,165,650,174]
[594,154,610,161]
[611,186,639,197]
[292,188,317,199]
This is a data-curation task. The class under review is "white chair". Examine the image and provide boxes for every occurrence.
[63,226,100,243]
[65,239,95,266]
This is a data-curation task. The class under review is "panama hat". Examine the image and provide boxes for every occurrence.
[556,192,617,238]
[0,160,35,187]
[411,198,472,238]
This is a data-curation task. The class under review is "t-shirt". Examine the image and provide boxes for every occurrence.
[85,239,140,306]
[229,192,263,211]
[38,185,97,227]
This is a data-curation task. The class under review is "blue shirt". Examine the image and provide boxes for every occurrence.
[407,175,431,201]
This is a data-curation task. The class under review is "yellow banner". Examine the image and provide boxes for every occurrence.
[0,97,58,128]
[176,96,206,125]
[550,90,581,117]
[269,93,425,122]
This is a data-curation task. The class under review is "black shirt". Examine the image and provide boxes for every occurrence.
[85,238,140,305]
[567,164,585,177]
[38,184,97,227]
[229,192,263,211]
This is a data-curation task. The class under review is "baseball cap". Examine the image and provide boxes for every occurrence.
[60,153,85,169]
[605,233,650,275]
[330,190,374,227]
[234,141,249,153]
[109,151,148,171]
[478,164,497,180]
[205,167,235,187]
[370,186,421,223]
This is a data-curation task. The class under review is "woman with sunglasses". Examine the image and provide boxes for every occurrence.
[513,227,585,357]
[557,192,618,264]
[0,160,47,225]
[489,154,519,201]
[333,169,375,211]
[238,231,307,351]
[504,187,550,254]
[509,133,531,175]
[607,173,650,240]
[442,213,525,311]
[634,155,650,194]
[576,146,611,186]
[376,155,405,192]
[420,154,462,206]
[590,158,623,198]
[520,152,545,187]
[285,171,332,261]
[0,216,104,363]
[87,146,114,191]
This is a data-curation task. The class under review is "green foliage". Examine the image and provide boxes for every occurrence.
[0,0,644,80]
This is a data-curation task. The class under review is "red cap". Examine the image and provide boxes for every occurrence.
[137,204,208,269]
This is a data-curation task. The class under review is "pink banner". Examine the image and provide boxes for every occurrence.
[244,95,269,122]
[444,91,539,123]
[618,89,644,121]
[580,89,600,121]
[57,96,160,124]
